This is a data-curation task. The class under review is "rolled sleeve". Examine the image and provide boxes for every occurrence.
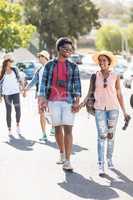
[38,67,47,97]
[73,65,82,97]
[27,72,38,90]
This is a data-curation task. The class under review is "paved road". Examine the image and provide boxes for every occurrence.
[0,79,133,200]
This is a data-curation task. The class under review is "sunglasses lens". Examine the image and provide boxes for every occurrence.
[103,79,107,88]
[61,47,73,53]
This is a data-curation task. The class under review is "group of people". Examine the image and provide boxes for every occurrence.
[0,37,129,176]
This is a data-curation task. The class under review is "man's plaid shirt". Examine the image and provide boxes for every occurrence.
[39,58,81,103]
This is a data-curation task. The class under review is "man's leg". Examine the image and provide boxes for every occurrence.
[40,112,46,132]
[62,125,73,171]
[63,125,73,161]
[39,111,47,141]
[55,126,65,164]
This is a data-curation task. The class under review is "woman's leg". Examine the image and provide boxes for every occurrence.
[95,110,108,165]
[106,110,119,165]
[3,95,12,131]
[12,93,21,126]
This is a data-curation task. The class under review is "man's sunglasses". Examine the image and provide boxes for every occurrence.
[60,46,73,53]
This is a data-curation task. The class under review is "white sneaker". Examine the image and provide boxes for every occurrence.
[63,160,73,171]
[98,164,105,176]
[16,126,21,135]
[8,130,12,136]
[56,153,65,164]
[107,159,114,169]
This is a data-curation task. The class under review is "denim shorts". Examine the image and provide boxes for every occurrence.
[95,109,119,138]
[48,101,75,126]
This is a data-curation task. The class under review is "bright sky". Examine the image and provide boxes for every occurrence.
[107,0,133,5]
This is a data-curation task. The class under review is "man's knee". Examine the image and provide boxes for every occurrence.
[64,125,73,134]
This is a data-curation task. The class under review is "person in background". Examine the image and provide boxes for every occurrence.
[0,53,24,137]
[80,51,129,176]
[38,38,81,171]
[19,67,27,89]
[23,50,55,141]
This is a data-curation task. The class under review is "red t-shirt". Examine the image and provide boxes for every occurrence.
[49,61,68,101]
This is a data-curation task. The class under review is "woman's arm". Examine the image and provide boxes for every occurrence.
[116,76,127,116]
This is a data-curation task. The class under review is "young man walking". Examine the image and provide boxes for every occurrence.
[24,50,54,141]
[38,38,81,171]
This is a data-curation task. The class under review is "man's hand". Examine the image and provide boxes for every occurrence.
[71,102,80,113]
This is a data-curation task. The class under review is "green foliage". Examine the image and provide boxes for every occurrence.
[24,0,100,51]
[0,0,36,52]
[127,24,133,50]
[129,7,133,23]
[96,25,123,53]
[96,23,133,53]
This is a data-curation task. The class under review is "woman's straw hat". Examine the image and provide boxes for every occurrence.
[92,51,117,67]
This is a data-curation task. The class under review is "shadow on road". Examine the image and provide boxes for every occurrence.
[5,134,35,151]
[103,168,133,198]
[37,140,88,154]
[58,171,119,199]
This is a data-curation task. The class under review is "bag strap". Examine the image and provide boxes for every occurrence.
[12,67,20,82]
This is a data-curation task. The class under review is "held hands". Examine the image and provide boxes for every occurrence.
[71,102,79,113]
[71,100,87,113]
[79,101,86,109]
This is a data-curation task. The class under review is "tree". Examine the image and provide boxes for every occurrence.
[129,7,133,22]
[127,24,133,51]
[0,0,36,52]
[24,0,100,53]
[96,24,123,53]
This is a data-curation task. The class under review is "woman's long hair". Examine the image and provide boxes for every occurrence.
[0,59,11,80]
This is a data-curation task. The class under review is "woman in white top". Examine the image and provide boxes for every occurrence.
[0,54,23,136]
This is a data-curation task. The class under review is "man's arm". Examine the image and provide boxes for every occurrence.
[73,64,82,98]
[72,65,81,112]
[38,65,48,110]
[26,71,39,90]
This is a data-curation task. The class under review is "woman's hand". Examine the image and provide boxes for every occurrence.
[22,90,27,97]
[79,101,86,109]
[124,112,130,121]
[0,96,2,103]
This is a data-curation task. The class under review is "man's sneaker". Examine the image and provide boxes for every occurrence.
[39,134,48,142]
[107,159,114,169]
[63,160,73,171]
[98,163,105,176]
[50,127,55,136]
[56,153,65,164]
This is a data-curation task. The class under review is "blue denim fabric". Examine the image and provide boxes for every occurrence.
[95,109,119,164]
